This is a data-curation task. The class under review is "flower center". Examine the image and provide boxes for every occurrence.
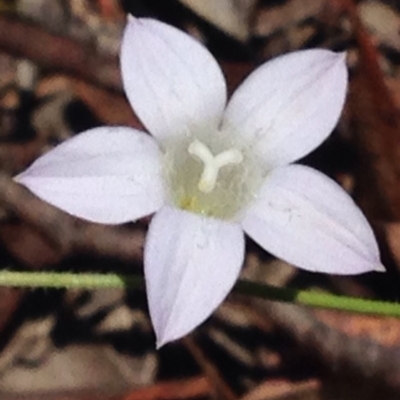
[188,140,243,193]
[163,134,263,220]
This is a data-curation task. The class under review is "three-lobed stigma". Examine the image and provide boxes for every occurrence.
[188,139,243,193]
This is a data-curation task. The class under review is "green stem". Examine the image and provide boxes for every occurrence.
[0,270,398,318]
[235,280,400,317]
[0,271,143,289]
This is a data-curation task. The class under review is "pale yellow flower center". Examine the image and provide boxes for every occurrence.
[163,133,263,220]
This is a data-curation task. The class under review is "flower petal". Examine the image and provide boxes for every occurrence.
[145,206,245,347]
[16,126,165,224]
[222,50,348,168]
[242,165,383,274]
[120,17,227,144]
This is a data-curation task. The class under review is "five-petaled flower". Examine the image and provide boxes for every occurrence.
[16,16,384,347]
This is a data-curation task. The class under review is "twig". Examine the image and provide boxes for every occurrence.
[244,299,400,395]
[0,14,122,92]
[239,378,319,400]
[183,336,238,400]
[122,376,211,400]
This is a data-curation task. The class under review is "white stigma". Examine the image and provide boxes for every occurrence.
[188,140,243,193]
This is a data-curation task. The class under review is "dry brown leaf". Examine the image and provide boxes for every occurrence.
[177,0,257,41]
[313,309,400,348]
[342,0,400,220]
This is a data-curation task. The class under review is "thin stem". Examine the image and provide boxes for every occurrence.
[234,280,400,317]
[0,270,399,318]
[0,271,143,289]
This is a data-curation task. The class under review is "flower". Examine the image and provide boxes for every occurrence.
[16,17,384,347]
